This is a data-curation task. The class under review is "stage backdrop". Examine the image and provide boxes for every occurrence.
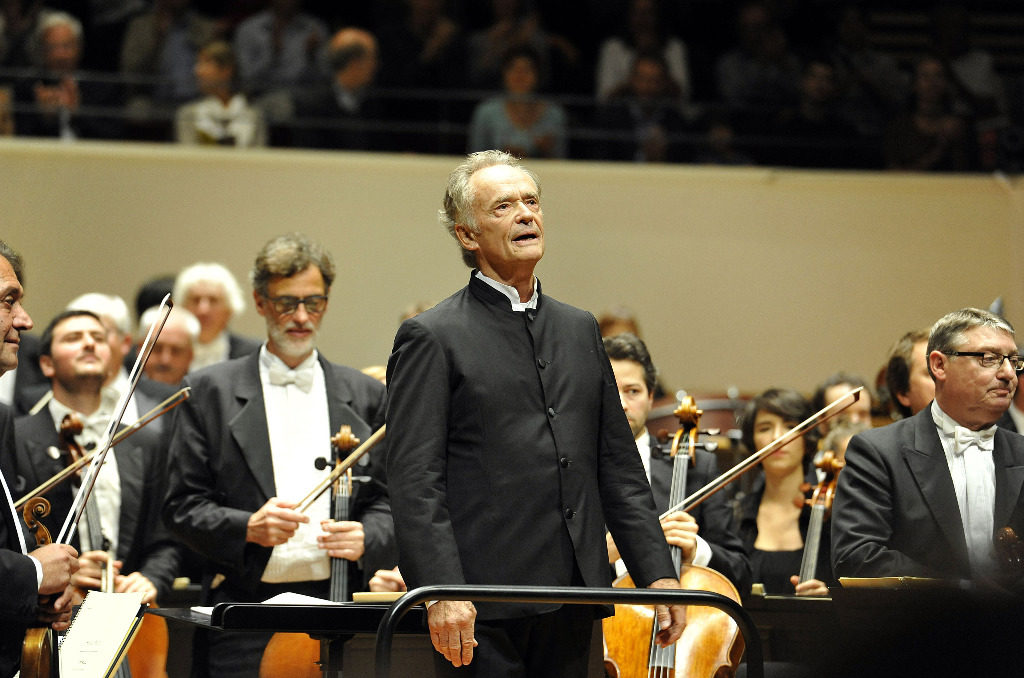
[3,138,1023,400]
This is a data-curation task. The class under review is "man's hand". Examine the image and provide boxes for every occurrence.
[31,543,79,595]
[317,520,365,561]
[661,511,700,564]
[37,586,75,631]
[789,575,829,597]
[118,571,158,605]
[427,600,477,667]
[369,567,407,593]
[246,497,308,547]
[70,550,120,592]
[648,577,686,647]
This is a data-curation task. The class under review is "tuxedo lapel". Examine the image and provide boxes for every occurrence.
[992,430,1024,529]
[229,357,276,500]
[902,413,971,566]
[114,443,143,560]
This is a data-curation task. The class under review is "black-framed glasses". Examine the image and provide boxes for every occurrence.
[942,351,1024,371]
[265,294,328,315]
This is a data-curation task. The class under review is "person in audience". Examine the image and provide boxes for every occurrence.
[290,26,383,151]
[734,388,830,596]
[604,332,750,594]
[137,305,198,386]
[175,39,267,146]
[884,55,972,172]
[594,0,690,107]
[120,0,219,120]
[886,328,935,420]
[467,45,567,159]
[8,310,181,609]
[376,0,464,90]
[15,11,123,140]
[596,51,690,163]
[466,0,578,94]
[715,1,801,118]
[768,55,866,169]
[832,308,1024,589]
[828,4,908,139]
[172,261,261,371]
[233,0,327,113]
[164,233,394,678]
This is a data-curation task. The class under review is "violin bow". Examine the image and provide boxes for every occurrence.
[660,387,863,519]
[296,425,386,513]
[55,294,173,545]
[15,387,190,510]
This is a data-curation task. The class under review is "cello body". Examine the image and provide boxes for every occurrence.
[603,565,744,678]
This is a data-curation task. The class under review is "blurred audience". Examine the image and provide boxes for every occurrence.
[467,44,567,158]
[138,305,198,385]
[175,38,266,146]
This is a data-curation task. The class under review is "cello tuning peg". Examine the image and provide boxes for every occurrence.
[314,456,329,470]
[699,428,721,436]
[702,441,719,452]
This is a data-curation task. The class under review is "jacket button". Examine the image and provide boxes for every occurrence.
[564,508,575,519]
[537,358,547,369]
[559,457,570,468]
[547,407,556,417]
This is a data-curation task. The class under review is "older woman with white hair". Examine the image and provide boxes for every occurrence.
[173,262,261,371]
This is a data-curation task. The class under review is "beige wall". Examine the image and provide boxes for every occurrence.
[3,138,1023,398]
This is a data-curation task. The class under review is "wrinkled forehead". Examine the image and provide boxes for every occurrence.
[960,325,1017,351]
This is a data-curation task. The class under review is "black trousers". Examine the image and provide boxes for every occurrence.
[431,604,599,678]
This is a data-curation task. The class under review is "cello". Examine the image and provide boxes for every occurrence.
[603,397,744,678]
[258,425,379,678]
[794,451,844,587]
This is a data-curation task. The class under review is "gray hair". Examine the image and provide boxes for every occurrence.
[927,307,1015,379]
[31,11,83,67]
[139,305,200,343]
[439,150,540,268]
[0,240,24,285]
[250,233,335,297]
[173,262,246,316]
[66,292,132,337]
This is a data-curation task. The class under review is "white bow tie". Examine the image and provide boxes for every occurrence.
[267,362,314,393]
[946,424,996,454]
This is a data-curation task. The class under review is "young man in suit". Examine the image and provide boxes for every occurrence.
[164,233,394,678]
[9,310,181,606]
[385,150,685,677]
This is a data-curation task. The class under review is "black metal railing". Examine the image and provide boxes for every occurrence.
[374,584,763,678]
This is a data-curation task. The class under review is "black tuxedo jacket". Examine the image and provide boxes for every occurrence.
[832,406,1024,588]
[386,275,676,620]
[648,444,751,595]
[0,404,38,678]
[9,408,182,599]
[163,351,393,600]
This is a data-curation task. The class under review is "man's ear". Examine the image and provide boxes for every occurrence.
[454,224,479,252]
[253,290,267,318]
[928,350,947,384]
[39,354,54,379]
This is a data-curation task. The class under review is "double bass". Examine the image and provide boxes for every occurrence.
[258,425,386,678]
[603,397,744,678]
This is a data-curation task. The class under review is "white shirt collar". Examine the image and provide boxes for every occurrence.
[474,270,539,311]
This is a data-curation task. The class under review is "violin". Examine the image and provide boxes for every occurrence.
[258,425,369,678]
[603,397,745,678]
[794,451,844,587]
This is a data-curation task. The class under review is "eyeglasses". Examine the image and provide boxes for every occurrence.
[264,295,328,315]
[942,351,1024,371]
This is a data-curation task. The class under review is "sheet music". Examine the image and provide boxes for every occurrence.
[59,591,146,678]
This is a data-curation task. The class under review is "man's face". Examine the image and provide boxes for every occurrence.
[143,321,193,385]
[254,264,327,368]
[897,340,935,415]
[824,382,872,429]
[457,164,544,281]
[931,325,1018,430]
[184,281,233,343]
[610,359,653,440]
[42,24,81,73]
[40,314,111,391]
[0,256,32,374]
[194,53,232,95]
